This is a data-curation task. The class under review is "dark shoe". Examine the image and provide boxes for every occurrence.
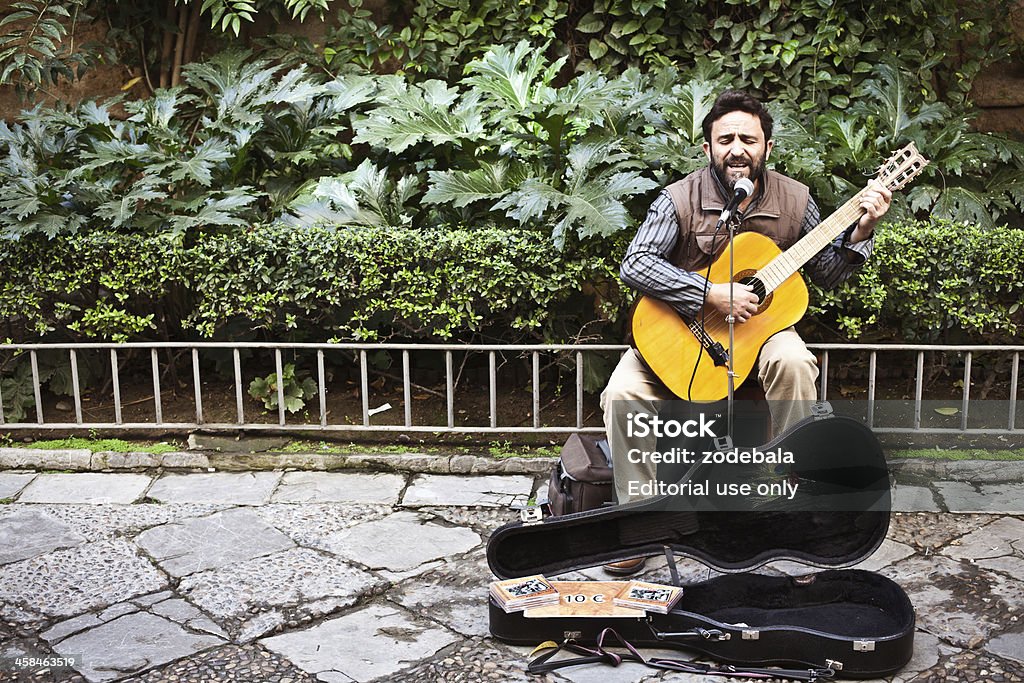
[603,557,646,576]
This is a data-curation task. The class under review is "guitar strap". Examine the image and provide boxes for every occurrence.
[527,628,836,681]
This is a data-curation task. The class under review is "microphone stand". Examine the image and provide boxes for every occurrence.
[713,177,751,450]
[724,209,741,444]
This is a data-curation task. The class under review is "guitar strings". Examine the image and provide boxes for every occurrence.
[692,189,870,344]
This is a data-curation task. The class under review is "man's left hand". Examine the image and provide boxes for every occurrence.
[851,180,892,243]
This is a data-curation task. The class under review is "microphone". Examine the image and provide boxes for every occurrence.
[718,177,754,226]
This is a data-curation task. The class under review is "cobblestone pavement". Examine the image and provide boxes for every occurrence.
[1,453,1023,682]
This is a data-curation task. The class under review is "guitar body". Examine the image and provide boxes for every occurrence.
[632,231,809,402]
[631,143,929,402]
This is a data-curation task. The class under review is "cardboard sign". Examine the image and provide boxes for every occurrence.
[524,581,641,619]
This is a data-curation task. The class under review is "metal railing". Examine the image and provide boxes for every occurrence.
[0,342,1020,435]
[816,344,1021,435]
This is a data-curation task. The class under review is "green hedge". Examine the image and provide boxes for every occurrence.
[1,221,1021,345]
[811,221,1024,342]
[0,226,625,344]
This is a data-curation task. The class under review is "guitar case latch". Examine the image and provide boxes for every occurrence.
[811,401,834,419]
[713,435,733,452]
[519,506,544,526]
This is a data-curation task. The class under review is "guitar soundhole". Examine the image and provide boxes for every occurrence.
[736,272,772,312]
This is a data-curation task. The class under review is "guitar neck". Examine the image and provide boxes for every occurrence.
[758,188,868,293]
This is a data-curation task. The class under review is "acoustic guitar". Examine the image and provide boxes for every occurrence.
[632,143,929,402]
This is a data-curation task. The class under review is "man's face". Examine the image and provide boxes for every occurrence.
[703,111,773,189]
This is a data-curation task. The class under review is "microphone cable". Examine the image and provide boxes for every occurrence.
[686,222,725,402]
[685,177,753,401]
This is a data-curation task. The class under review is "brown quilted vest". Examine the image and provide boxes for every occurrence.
[665,166,810,272]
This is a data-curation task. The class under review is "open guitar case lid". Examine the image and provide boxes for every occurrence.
[486,412,916,679]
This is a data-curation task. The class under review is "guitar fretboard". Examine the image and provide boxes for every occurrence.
[758,188,869,293]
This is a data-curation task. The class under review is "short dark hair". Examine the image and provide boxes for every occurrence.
[701,90,773,144]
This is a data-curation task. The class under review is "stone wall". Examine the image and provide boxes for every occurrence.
[970,1,1024,133]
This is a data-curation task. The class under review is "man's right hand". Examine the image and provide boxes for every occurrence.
[706,282,759,323]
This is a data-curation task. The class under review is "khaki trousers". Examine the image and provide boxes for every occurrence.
[600,327,818,503]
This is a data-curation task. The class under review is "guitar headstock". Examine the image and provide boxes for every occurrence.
[876,143,929,192]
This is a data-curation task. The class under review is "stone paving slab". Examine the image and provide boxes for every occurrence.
[127,643,319,683]
[935,481,1024,514]
[887,630,949,683]
[391,552,494,638]
[0,508,85,565]
[883,553,1024,648]
[0,447,91,470]
[271,471,406,504]
[52,611,223,682]
[391,639,543,682]
[0,639,88,682]
[150,597,228,638]
[134,508,294,577]
[178,547,384,641]
[321,510,481,573]
[254,502,393,550]
[402,474,535,507]
[0,472,35,499]
[891,484,939,512]
[17,473,152,504]
[37,503,231,542]
[260,602,460,682]
[41,593,219,647]
[146,471,282,505]
[43,612,106,644]
[850,537,917,573]
[940,516,1024,577]
[888,511,994,552]
[0,539,166,624]
[425,506,521,535]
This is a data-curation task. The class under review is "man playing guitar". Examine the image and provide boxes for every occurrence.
[600,90,892,574]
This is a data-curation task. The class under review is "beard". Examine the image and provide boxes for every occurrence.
[712,151,767,190]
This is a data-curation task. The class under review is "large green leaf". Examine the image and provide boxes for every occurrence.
[284,183,362,228]
[493,178,560,224]
[168,189,257,232]
[424,161,520,207]
[463,40,565,112]
[353,81,486,152]
[855,61,949,145]
[324,74,377,112]
[930,186,995,227]
[816,111,870,167]
[495,142,656,248]
[285,161,418,228]
[663,79,717,144]
[168,138,233,186]
[563,141,631,194]
[0,362,35,423]
[95,181,168,228]
[76,138,153,176]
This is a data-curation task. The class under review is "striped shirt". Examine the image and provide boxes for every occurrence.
[621,184,873,320]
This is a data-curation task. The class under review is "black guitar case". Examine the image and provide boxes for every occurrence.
[487,413,915,679]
